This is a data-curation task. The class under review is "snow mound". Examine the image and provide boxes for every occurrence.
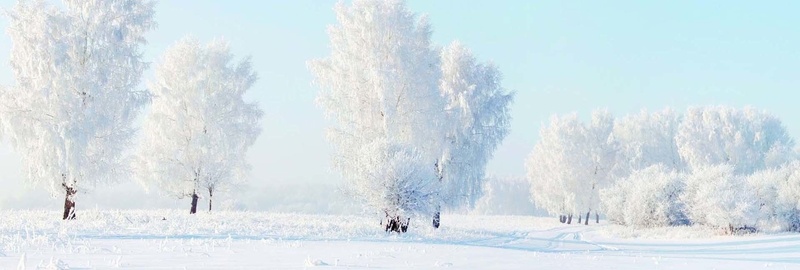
[304,256,328,267]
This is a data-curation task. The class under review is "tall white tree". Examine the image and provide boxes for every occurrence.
[435,42,513,225]
[0,0,155,219]
[676,106,794,175]
[310,0,444,232]
[136,38,262,214]
[311,0,511,232]
[526,113,585,223]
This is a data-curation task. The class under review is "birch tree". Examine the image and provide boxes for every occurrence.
[310,0,444,232]
[311,0,511,232]
[0,0,155,219]
[526,110,617,225]
[434,42,514,227]
[136,38,262,214]
[526,113,585,223]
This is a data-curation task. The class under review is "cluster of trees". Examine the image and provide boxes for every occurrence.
[310,0,513,232]
[527,106,799,232]
[0,0,262,219]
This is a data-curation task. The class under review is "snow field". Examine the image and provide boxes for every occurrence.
[1,210,800,269]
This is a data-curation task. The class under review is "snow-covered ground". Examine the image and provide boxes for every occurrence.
[1,210,799,269]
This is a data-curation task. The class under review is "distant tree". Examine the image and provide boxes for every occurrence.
[0,0,155,219]
[613,108,684,174]
[473,176,539,216]
[136,38,262,214]
[579,110,619,224]
[435,42,514,227]
[526,113,581,223]
[676,106,794,175]
[526,110,617,224]
[309,0,443,232]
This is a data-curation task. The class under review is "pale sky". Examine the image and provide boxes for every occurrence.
[0,1,798,210]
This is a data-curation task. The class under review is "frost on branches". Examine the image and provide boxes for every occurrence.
[0,0,155,219]
[676,106,794,174]
[136,38,262,214]
[438,42,513,213]
[310,0,512,232]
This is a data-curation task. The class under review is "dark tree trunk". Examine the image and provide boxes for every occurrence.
[596,213,599,223]
[208,187,213,212]
[567,214,573,224]
[559,215,565,223]
[432,212,440,229]
[385,215,410,233]
[578,214,582,224]
[62,186,76,220]
[585,211,590,225]
[190,192,199,214]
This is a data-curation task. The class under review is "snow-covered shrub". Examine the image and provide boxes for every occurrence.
[601,165,686,227]
[748,161,800,231]
[345,141,439,220]
[681,164,759,231]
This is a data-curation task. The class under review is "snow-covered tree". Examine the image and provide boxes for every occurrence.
[435,42,513,225]
[0,0,155,219]
[136,38,262,214]
[601,165,687,227]
[526,110,617,224]
[579,110,619,224]
[309,0,443,231]
[676,106,794,175]
[311,0,512,232]
[613,108,684,173]
[526,114,582,222]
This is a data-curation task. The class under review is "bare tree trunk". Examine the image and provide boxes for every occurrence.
[190,191,199,214]
[567,214,573,224]
[208,187,213,212]
[596,213,599,223]
[585,211,590,225]
[432,211,440,229]
[578,214,582,224]
[62,186,76,220]
[559,215,565,223]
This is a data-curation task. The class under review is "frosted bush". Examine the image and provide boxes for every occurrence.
[681,165,759,230]
[601,165,686,227]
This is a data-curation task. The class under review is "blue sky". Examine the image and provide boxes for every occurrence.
[0,0,798,207]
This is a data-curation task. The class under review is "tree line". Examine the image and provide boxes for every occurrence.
[526,107,798,233]
[0,0,790,236]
